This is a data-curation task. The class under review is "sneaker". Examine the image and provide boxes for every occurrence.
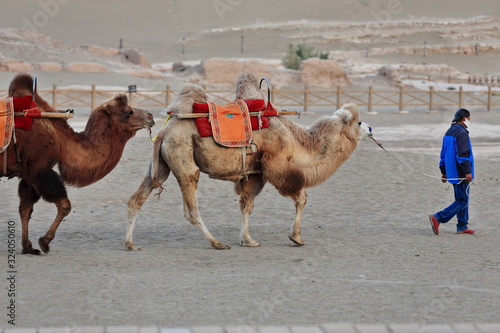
[457,229,475,234]
[429,214,440,235]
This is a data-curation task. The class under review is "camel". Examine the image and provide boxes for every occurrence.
[125,73,372,250]
[1,73,154,255]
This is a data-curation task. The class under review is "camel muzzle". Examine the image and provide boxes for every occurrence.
[145,113,155,128]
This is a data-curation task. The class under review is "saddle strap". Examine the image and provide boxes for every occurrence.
[241,147,247,179]
[2,150,5,174]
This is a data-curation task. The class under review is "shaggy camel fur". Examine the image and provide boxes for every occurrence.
[1,73,154,254]
[165,83,209,114]
[125,73,372,250]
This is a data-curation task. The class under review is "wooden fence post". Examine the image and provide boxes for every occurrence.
[336,86,341,110]
[429,86,434,111]
[368,86,373,113]
[91,84,96,110]
[128,90,134,106]
[487,85,492,111]
[303,86,309,112]
[458,86,463,108]
[399,86,404,112]
[52,84,57,109]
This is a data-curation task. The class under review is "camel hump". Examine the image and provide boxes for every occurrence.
[8,73,34,97]
[235,73,265,101]
[165,84,207,114]
[8,73,57,113]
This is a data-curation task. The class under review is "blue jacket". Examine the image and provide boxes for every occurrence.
[439,124,474,184]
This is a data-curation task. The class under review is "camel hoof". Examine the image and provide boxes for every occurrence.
[124,242,142,251]
[212,241,231,250]
[240,240,261,247]
[22,248,41,255]
[289,234,304,246]
[38,237,51,254]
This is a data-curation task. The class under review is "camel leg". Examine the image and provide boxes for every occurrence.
[178,170,231,250]
[19,169,71,254]
[125,165,170,251]
[289,188,308,246]
[18,180,42,255]
[27,169,71,254]
[235,175,265,247]
[38,198,71,254]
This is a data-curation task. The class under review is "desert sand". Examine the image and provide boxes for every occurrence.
[1,0,500,329]
[2,110,500,328]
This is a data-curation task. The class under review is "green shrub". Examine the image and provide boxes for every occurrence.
[282,43,329,70]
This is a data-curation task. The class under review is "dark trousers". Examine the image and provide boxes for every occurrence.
[435,181,470,231]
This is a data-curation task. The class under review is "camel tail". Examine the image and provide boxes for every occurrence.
[150,132,169,190]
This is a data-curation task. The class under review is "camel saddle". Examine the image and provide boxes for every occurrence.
[193,99,278,147]
[1,95,42,172]
[0,97,14,153]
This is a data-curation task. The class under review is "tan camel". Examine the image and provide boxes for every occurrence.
[1,73,154,254]
[125,73,372,250]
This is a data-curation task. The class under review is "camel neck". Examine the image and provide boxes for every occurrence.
[58,117,133,187]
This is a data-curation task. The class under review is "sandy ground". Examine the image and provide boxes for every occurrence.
[1,0,500,329]
[2,109,499,328]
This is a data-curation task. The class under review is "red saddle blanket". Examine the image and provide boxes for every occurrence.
[193,99,278,138]
[12,95,42,130]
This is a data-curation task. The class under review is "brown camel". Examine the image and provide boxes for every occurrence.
[1,73,154,255]
[125,73,372,250]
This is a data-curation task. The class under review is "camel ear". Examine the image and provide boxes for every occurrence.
[100,103,111,115]
[114,94,129,106]
[335,103,359,124]
[334,108,353,124]
[100,95,127,115]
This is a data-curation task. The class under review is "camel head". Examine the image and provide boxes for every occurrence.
[166,84,208,114]
[95,94,154,133]
[235,73,265,100]
[333,103,372,141]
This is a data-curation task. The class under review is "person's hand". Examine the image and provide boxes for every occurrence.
[465,173,473,182]
[441,174,447,183]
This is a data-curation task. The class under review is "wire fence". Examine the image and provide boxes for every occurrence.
[1,82,499,113]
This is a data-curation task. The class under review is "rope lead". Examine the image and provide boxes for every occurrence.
[371,137,478,196]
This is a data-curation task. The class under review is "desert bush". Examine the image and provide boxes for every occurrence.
[282,43,329,70]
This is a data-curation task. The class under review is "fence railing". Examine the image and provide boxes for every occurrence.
[1,84,499,113]
[397,74,500,87]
